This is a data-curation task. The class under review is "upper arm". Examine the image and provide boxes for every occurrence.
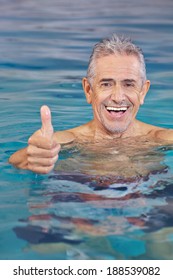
[54,130,76,145]
[154,128,173,142]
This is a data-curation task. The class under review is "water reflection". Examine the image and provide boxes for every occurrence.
[13,171,173,259]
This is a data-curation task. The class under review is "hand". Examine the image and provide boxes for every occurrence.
[27,105,61,174]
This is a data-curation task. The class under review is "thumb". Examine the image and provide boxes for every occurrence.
[40,105,54,138]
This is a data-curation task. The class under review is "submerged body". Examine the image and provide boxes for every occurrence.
[56,135,167,180]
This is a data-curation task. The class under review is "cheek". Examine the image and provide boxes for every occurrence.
[91,95,106,116]
[127,90,142,106]
[92,92,104,106]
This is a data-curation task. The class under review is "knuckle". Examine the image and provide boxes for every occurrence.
[55,154,59,162]
[49,149,55,157]
[28,163,34,172]
[45,165,54,174]
[47,141,53,150]
[28,164,52,174]
[41,169,48,174]
[47,158,53,166]
[51,148,58,157]
[58,143,61,150]
[56,144,61,153]
[48,157,57,166]
[28,134,35,145]
[27,156,33,163]
[26,146,31,155]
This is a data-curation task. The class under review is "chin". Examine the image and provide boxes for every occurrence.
[108,127,128,134]
[103,121,131,135]
[100,113,133,135]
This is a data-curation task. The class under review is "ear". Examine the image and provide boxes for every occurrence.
[140,80,150,105]
[82,77,93,104]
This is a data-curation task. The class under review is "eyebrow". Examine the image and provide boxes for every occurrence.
[99,78,115,83]
[123,79,136,83]
[99,78,136,83]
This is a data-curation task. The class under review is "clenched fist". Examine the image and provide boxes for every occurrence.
[26,105,61,174]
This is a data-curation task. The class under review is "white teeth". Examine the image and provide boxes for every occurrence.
[106,106,127,111]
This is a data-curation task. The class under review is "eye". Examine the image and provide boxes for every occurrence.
[123,80,135,88]
[100,81,113,88]
[125,82,134,87]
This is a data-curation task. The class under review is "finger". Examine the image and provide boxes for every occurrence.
[28,164,55,174]
[28,134,59,149]
[27,144,61,158]
[27,154,59,166]
[40,105,54,138]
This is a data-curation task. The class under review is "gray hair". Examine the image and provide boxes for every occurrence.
[87,34,147,86]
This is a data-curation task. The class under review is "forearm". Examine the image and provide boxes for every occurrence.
[8,147,28,169]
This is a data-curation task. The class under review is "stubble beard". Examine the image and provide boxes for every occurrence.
[101,117,131,134]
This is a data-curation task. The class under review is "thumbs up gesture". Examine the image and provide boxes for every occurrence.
[27,105,61,174]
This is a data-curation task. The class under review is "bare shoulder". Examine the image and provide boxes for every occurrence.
[141,121,173,142]
[152,127,173,142]
[54,122,92,145]
[136,120,173,142]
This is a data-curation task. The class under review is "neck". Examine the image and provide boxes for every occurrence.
[90,119,140,141]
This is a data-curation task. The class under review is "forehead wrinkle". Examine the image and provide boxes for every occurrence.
[95,55,142,81]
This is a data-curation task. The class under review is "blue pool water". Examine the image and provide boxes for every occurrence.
[1,0,173,260]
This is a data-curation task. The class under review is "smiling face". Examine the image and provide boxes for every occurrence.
[83,54,150,136]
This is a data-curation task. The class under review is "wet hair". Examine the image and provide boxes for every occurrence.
[87,34,147,86]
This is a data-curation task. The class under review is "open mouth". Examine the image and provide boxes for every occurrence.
[105,106,128,117]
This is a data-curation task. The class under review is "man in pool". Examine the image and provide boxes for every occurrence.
[9,34,173,175]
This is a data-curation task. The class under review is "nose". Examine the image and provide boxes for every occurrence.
[110,84,125,103]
